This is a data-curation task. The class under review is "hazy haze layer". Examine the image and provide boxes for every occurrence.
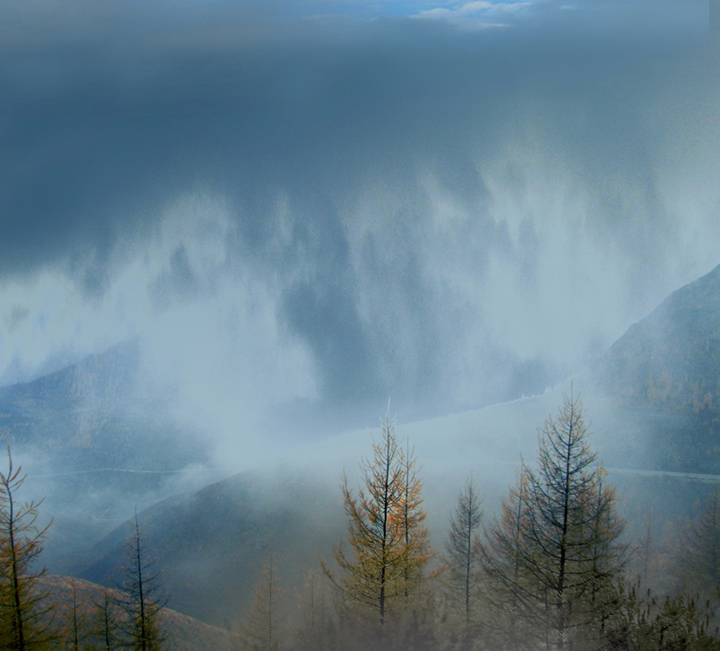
[1,0,718,464]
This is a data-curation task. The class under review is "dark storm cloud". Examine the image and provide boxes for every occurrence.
[1,0,718,433]
[0,1,698,275]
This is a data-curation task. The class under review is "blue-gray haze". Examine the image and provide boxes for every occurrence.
[0,0,717,464]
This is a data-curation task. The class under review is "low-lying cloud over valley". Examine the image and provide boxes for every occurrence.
[1,0,718,462]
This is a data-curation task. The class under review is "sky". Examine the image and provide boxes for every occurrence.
[1,0,719,456]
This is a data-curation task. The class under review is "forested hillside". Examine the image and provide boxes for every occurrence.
[2,0,717,647]
[589,262,720,472]
[4,266,720,650]
[4,395,720,650]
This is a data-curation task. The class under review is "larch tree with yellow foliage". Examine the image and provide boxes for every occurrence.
[323,414,433,638]
[397,438,433,602]
[0,446,58,651]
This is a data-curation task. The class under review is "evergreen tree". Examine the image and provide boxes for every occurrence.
[0,446,57,651]
[235,550,283,651]
[116,511,166,651]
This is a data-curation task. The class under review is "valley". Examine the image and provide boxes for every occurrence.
[4,263,720,648]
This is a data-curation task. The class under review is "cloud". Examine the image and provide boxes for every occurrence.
[0,2,717,452]
[417,0,530,18]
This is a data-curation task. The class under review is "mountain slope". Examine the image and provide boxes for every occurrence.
[80,466,344,626]
[0,339,206,473]
[588,262,720,472]
[78,388,628,626]
[77,263,720,625]
[40,575,232,651]
[0,340,212,570]
[591,263,720,410]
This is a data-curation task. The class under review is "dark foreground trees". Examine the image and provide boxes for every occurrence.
[117,511,167,651]
[89,588,122,651]
[235,550,283,651]
[444,476,483,632]
[5,394,720,651]
[483,393,626,650]
[0,446,57,650]
[674,486,720,598]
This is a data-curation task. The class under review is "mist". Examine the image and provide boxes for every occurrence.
[1,0,718,474]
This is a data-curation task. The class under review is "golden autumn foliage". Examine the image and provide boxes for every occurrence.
[323,415,434,635]
[0,446,58,651]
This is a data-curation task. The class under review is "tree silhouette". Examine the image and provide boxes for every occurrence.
[0,445,57,651]
[89,588,121,651]
[483,394,625,650]
[116,511,166,651]
[235,550,283,651]
[481,464,536,650]
[444,476,483,630]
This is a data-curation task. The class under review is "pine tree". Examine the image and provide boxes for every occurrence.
[235,550,283,651]
[444,476,483,627]
[0,445,57,651]
[116,511,166,651]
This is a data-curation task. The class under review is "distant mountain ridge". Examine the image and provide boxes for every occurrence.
[591,262,720,411]
[0,339,141,450]
[0,338,210,574]
[588,262,720,472]
[8,261,720,628]
[0,337,208,477]
[76,262,720,626]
